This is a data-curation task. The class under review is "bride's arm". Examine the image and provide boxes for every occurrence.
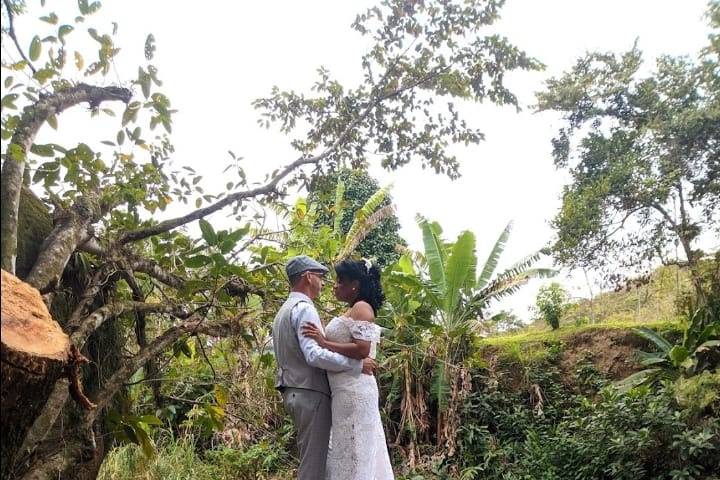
[301,324,370,359]
[301,301,376,359]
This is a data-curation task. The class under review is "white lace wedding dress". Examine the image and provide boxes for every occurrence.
[325,316,394,480]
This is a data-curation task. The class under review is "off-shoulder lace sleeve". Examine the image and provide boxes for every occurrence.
[349,320,381,342]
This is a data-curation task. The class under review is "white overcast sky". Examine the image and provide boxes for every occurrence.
[6,1,713,320]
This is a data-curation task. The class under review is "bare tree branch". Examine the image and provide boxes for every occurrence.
[70,300,192,349]
[86,316,238,417]
[126,253,186,289]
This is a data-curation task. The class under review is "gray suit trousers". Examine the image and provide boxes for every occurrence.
[282,387,332,480]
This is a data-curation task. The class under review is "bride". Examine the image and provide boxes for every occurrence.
[301,258,394,480]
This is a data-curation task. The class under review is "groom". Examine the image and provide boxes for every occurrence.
[272,255,377,480]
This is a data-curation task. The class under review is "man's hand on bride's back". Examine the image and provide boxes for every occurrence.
[361,357,378,375]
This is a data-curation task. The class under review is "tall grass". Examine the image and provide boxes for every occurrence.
[98,433,295,480]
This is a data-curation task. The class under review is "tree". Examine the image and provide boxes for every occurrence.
[1,1,540,478]
[537,4,719,299]
[310,168,406,267]
[535,282,569,330]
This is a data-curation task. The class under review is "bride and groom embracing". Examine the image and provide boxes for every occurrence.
[272,255,394,480]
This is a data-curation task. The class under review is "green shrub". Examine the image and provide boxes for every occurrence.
[456,361,720,480]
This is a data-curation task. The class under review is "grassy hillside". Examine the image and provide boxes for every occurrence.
[563,265,691,325]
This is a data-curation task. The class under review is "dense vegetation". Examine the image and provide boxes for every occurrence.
[1,1,718,479]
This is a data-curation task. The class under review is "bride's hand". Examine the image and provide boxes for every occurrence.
[301,322,327,346]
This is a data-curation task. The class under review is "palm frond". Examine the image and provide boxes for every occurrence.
[506,251,544,274]
[477,221,512,290]
[342,184,391,248]
[613,368,663,393]
[336,205,395,261]
[477,268,556,305]
[444,230,477,316]
[632,327,673,354]
[417,214,447,291]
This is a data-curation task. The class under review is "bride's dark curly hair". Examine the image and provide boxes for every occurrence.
[334,259,385,314]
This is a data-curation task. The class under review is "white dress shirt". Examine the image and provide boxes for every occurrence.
[289,292,362,374]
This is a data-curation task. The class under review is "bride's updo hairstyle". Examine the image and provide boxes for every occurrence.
[334,259,385,314]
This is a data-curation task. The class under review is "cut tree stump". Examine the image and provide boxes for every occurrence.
[1,269,71,480]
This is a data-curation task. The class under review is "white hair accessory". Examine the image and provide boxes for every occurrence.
[362,258,372,273]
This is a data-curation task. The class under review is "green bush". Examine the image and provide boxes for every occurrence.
[456,362,720,480]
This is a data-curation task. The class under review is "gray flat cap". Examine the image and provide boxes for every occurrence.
[285,255,329,278]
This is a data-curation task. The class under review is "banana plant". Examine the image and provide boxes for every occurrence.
[414,216,555,444]
[416,217,555,336]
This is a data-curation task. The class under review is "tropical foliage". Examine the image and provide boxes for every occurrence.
[1,1,719,479]
[616,301,720,392]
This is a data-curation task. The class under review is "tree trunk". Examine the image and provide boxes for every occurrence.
[0,270,70,480]
[16,187,53,281]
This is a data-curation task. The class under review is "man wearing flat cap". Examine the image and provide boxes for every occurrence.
[272,255,376,479]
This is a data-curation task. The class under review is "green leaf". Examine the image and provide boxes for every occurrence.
[138,68,151,99]
[668,345,690,366]
[632,327,673,354]
[431,362,450,412]
[40,13,59,24]
[122,424,139,444]
[121,102,140,126]
[219,239,235,254]
[184,255,211,268]
[33,67,58,84]
[133,423,156,459]
[333,179,346,236]
[477,222,512,289]
[47,114,58,130]
[8,144,25,161]
[214,385,228,407]
[199,219,217,246]
[1,94,19,110]
[74,51,84,70]
[139,415,163,426]
[58,25,74,42]
[30,144,55,157]
[417,215,447,291]
[613,368,662,393]
[444,230,476,317]
[639,356,667,367]
[29,36,42,61]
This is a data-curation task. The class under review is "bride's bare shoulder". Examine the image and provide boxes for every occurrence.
[349,301,375,323]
